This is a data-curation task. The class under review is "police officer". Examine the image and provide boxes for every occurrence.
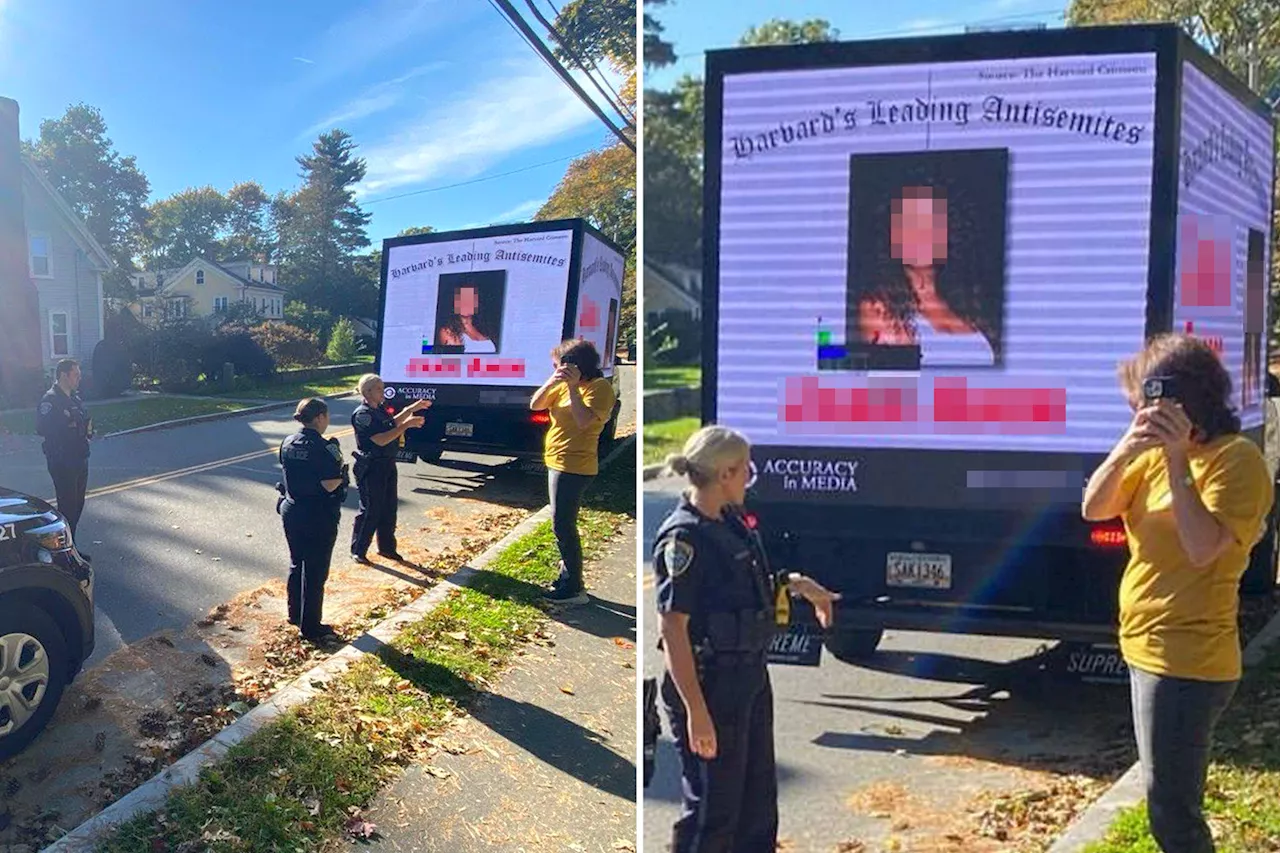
[653,425,839,853]
[349,374,430,563]
[36,359,93,543]
[278,397,349,644]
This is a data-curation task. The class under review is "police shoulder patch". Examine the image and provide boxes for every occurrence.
[38,402,52,415]
[354,410,372,428]
[327,443,343,462]
[663,536,695,578]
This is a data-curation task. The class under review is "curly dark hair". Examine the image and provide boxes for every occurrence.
[553,339,604,381]
[1119,334,1240,442]
[848,151,1007,362]
[438,283,497,345]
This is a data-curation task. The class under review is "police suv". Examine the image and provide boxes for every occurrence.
[0,486,94,759]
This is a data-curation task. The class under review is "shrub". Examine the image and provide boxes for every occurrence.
[91,337,133,398]
[134,320,217,391]
[204,329,275,381]
[326,318,360,363]
[645,310,700,365]
[214,302,264,329]
[251,322,322,368]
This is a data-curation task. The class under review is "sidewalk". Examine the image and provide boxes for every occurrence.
[363,522,639,853]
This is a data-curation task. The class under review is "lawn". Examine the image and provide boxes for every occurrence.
[644,364,700,390]
[644,416,700,466]
[0,397,254,437]
[1084,645,1280,852]
[98,447,635,853]
[212,371,365,401]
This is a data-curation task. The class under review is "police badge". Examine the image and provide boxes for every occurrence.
[663,537,694,577]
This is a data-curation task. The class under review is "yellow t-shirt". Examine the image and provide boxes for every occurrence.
[1118,434,1273,681]
[543,377,616,475]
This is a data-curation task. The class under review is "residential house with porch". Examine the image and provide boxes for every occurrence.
[127,258,286,325]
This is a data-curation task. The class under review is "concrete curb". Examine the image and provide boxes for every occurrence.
[43,433,635,852]
[1047,601,1280,853]
[643,463,665,481]
[102,391,355,439]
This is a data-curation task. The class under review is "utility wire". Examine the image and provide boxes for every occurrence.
[361,150,590,206]
[488,0,636,151]
[529,0,636,123]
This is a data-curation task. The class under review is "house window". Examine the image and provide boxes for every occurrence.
[196,270,205,286]
[49,312,69,357]
[29,233,51,278]
[258,268,264,282]
[142,303,153,319]
[168,299,186,319]
[214,296,228,312]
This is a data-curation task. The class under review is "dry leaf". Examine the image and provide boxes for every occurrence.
[559,685,575,695]
[424,765,453,779]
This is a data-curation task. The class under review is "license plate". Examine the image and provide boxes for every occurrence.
[445,422,474,438]
[766,623,823,667]
[886,552,952,589]
[1057,643,1129,684]
[394,449,417,464]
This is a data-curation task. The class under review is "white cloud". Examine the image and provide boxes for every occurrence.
[465,198,546,228]
[298,62,446,140]
[293,56,315,64]
[357,58,608,198]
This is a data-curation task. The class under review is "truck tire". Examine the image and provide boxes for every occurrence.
[0,602,70,761]
[823,626,885,663]
[1241,506,1278,595]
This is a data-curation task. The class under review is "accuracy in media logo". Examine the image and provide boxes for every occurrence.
[760,456,860,493]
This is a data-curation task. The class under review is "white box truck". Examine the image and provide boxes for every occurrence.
[375,219,625,464]
[702,24,1278,663]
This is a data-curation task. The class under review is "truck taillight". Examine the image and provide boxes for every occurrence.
[531,411,551,425]
[1090,525,1128,548]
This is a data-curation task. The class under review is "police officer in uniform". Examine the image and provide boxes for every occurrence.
[278,397,349,643]
[349,374,430,563]
[653,425,839,853]
[36,359,93,543]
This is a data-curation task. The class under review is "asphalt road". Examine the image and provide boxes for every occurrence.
[641,479,1134,852]
[1,366,635,669]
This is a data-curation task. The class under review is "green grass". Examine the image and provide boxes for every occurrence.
[1084,647,1280,853]
[97,444,634,853]
[0,397,253,436]
[643,364,700,390]
[211,371,365,401]
[643,416,700,466]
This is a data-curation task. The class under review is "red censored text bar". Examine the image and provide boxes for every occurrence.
[406,357,463,378]
[781,377,1067,434]
[467,358,526,378]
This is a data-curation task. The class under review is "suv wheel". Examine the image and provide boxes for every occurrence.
[0,603,70,761]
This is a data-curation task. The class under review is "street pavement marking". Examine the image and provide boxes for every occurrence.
[80,427,356,502]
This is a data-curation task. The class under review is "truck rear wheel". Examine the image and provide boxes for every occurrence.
[823,626,884,663]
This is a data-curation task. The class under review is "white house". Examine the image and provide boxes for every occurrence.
[128,258,286,325]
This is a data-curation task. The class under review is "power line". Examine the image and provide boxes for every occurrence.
[488,0,636,151]
[361,150,590,206]
[529,0,636,123]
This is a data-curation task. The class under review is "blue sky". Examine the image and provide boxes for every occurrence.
[646,0,1067,89]
[0,0,626,250]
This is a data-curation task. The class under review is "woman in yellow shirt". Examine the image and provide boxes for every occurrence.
[1083,334,1273,853]
[530,339,617,604]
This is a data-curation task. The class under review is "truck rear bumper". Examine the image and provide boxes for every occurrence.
[838,602,1116,644]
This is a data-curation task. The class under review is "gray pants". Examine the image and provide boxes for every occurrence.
[1130,665,1237,853]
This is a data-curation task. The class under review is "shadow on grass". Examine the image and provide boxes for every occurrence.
[372,637,636,801]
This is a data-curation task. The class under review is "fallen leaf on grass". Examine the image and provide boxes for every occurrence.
[305,798,321,816]
[228,701,250,715]
[445,631,469,642]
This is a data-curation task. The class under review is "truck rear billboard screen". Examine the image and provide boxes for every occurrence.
[1173,61,1275,425]
[379,229,573,387]
[574,232,625,377]
[713,52,1160,506]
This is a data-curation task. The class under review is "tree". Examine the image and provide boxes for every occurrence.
[144,186,229,269]
[643,18,835,266]
[397,226,436,237]
[274,130,373,317]
[24,103,150,298]
[213,300,264,329]
[284,301,335,345]
[222,181,272,262]
[1067,0,1280,345]
[326,317,361,363]
[536,0,639,346]
[644,0,676,68]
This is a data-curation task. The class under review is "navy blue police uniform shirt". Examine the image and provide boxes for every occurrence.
[279,428,344,501]
[36,385,91,462]
[352,403,397,458]
[653,496,779,633]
